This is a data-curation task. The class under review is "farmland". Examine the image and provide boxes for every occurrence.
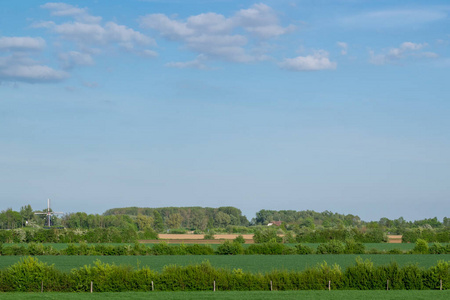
[1,291,450,300]
[1,254,449,273]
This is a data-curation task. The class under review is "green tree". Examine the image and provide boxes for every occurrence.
[153,210,164,232]
[19,205,34,223]
[166,213,182,229]
[136,214,154,231]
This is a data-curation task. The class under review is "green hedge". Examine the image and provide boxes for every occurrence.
[1,240,449,256]
[0,257,449,292]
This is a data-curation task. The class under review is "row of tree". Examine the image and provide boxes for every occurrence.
[0,205,449,234]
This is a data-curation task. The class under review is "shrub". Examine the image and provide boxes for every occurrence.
[185,244,214,255]
[253,228,282,243]
[216,241,244,255]
[388,248,403,254]
[316,240,345,254]
[204,233,215,240]
[344,240,365,254]
[295,244,314,254]
[233,235,246,244]
[245,240,295,255]
[429,243,447,254]
[413,239,429,254]
[1,257,67,292]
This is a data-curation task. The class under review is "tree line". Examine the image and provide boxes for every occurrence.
[0,205,449,239]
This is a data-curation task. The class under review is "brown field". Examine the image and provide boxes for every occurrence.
[157,234,254,240]
[139,239,254,244]
[140,234,255,244]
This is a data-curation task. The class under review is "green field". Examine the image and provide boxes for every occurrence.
[6,242,446,252]
[1,254,449,272]
[0,291,449,300]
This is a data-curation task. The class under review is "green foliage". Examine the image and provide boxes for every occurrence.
[216,241,244,255]
[1,257,450,292]
[233,235,246,244]
[413,239,430,254]
[316,240,345,254]
[245,240,296,255]
[344,240,366,254]
[253,228,282,243]
[0,257,67,291]
[295,244,314,255]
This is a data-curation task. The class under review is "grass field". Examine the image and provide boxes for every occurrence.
[1,254,449,272]
[0,291,449,300]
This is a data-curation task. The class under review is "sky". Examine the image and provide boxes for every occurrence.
[1,0,449,222]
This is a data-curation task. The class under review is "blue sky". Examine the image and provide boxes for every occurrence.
[1,0,449,221]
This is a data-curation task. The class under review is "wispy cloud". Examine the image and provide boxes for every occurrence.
[0,37,46,51]
[140,3,294,64]
[337,41,348,55]
[340,8,447,28]
[369,42,438,65]
[166,55,208,69]
[0,54,68,83]
[0,35,67,83]
[35,2,156,70]
[279,50,337,71]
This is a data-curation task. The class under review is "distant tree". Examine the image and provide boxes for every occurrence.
[19,205,34,222]
[166,213,182,229]
[153,210,164,232]
[136,214,154,231]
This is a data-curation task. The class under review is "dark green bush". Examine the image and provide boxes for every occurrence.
[316,240,345,254]
[245,240,295,255]
[216,241,244,255]
[429,243,447,254]
[413,239,429,254]
[344,239,365,254]
[234,235,246,244]
[295,244,314,254]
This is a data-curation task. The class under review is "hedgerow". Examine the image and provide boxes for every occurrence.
[0,257,449,292]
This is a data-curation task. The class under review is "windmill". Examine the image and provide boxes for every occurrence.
[34,199,64,227]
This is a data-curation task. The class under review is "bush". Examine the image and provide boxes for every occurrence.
[204,233,215,240]
[185,244,214,255]
[245,240,295,255]
[388,248,403,254]
[216,241,243,255]
[429,243,447,254]
[295,244,314,254]
[344,240,365,254]
[316,240,345,254]
[253,228,282,243]
[413,239,429,254]
[233,235,246,244]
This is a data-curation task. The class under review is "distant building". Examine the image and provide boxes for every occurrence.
[267,221,282,226]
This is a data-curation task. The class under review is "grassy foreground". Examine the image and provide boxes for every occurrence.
[1,291,449,300]
[1,254,450,272]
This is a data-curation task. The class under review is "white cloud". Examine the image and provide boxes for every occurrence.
[35,2,157,76]
[233,4,295,39]
[41,2,102,23]
[0,55,68,83]
[337,41,348,55]
[0,35,67,83]
[369,42,438,65]
[279,51,337,71]
[166,55,207,69]
[0,37,46,51]
[140,3,293,63]
[340,8,447,29]
[59,51,94,69]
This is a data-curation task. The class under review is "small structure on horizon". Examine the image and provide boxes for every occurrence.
[34,199,64,227]
[267,221,282,226]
